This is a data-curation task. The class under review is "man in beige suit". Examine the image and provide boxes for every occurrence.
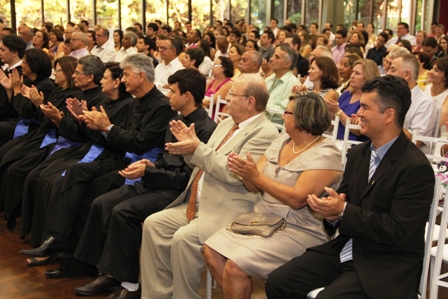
[140,73,279,299]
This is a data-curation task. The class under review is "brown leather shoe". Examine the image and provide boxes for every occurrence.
[105,286,141,299]
[74,274,120,296]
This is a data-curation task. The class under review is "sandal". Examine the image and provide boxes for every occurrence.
[26,255,58,267]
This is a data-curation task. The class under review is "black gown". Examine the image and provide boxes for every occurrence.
[74,106,217,282]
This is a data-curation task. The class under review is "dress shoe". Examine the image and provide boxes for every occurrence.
[19,236,69,257]
[75,274,120,296]
[45,269,62,278]
[105,286,141,299]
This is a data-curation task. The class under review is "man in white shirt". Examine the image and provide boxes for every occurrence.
[91,26,116,63]
[154,38,184,95]
[387,22,416,47]
[69,32,90,59]
[112,31,138,63]
[270,19,279,37]
[387,53,437,153]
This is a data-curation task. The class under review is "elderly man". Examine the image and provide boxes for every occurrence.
[387,53,437,153]
[265,44,300,124]
[91,26,116,63]
[140,73,279,299]
[19,25,34,49]
[112,31,138,62]
[73,69,216,298]
[238,50,262,74]
[284,35,309,79]
[69,32,90,59]
[266,75,434,299]
[154,38,183,95]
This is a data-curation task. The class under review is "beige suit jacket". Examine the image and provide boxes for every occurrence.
[166,113,279,242]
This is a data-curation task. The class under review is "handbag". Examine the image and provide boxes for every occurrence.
[226,213,286,237]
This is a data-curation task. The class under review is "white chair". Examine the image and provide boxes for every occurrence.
[420,177,443,299]
[322,115,340,143]
[340,119,362,168]
[214,95,230,123]
[204,94,215,119]
[205,267,217,299]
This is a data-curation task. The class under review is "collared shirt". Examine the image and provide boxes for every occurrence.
[154,57,184,95]
[331,43,346,65]
[112,46,137,63]
[265,71,300,124]
[91,44,117,63]
[69,48,90,59]
[366,45,387,66]
[405,85,437,153]
[372,135,399,163]
[259,45,275,61]
[387,33,416,47]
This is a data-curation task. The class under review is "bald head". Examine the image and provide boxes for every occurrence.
[238,50,262,74]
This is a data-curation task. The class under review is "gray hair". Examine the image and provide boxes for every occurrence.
[78,55,105,85]
[96,26,110,38]
[120,54,155,83]
[276,44,298,70]
[315,45,332,58]
[397,54,419,82]
[72,32,87,45]
[234,73,270,112]
[124,31,138,47]
[247,50,262,68]
[388,46,409,59]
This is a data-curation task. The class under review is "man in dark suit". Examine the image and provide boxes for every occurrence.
[265,75,435,299]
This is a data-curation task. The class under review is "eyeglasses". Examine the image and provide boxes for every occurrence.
[74,71,87,76]
[54,68,63,73]
[96,34,106,37]
[213,64,222,68]
[70,38,80,42]
[227,90,249,98]
[283,110,294,116]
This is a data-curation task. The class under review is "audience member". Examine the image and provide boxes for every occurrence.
[69,32,90,59]
[113,29,123,52]
[228,44,244,78]
[112,31,138,62]
[284,34,309,79]
[366,31,388,66]
[414,51,431,88]
[336,53,361,95]
[298,30,312,59]
[91,26,116,62]
[331,28,348,65]
[154,38,184,95]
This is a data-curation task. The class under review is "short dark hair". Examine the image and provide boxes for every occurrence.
[271,18,279,24]
[218,56,234,78]
[263,30,275,44]
[229,29,241,39]
[378,31,389,41]
[310,22,319,30]
[161,25,172,33]
[170,36,183,55]
[185,48,205,68]
[336,28,348,39]
[432,58,448,88]
[81,20,89,27]
[361,75,411,129]
[289,34,301,49]
[384,28,393,39]
[147,23,159,32]
[168,68,206,106]
[67,21,75,27]
[1,34,26,58]
[244,39,259,51]
[250,30,260,39]
[413,51,431,70]
[289,92,330,135]
[422,36,439,48]
[398,22,410,30]
[134,23,143,31]
[23,48,52,79]
[51,28,64,42]
[142,36,155,50]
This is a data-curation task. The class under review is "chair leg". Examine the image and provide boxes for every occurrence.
[430,256,439,299]
[206,267,213,299]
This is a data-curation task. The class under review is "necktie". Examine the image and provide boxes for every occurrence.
[186,124,239,222]
[395,37,402,44]
[341,147,379,263]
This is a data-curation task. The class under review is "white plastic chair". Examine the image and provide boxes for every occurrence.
[205,267,217,299]
[340,119,362,168]
[420,177,443,298]
[204,94,215,119]
[322,115,340,143]
[214,95,230,123]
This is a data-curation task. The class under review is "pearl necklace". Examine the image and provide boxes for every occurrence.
[292,136,320,154]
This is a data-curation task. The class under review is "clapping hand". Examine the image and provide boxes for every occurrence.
[23,85,45,106]
[66,98,87,121]
[79,106,111,131]
[0,69,12,90]
[165,121,200,155]
[10,68,23,95]
[40,102,64,125]
[307,187,346,221]
[118,159,153,179]
[228,152,260,181]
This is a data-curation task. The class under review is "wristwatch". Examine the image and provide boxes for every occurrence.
[335,110,342,117]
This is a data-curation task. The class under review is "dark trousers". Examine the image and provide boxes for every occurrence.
[265,250,370,299]
[75,182,179,283]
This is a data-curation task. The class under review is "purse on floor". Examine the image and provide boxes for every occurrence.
[226,213,286,237]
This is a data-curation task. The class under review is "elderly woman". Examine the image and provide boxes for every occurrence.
[113,31,138,62]
[204,92,343,299]
[203,56,234,110]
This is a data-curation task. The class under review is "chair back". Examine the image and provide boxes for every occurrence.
[204,94,214,119]
[341,119,362,168]
[214,95,230,123]
[322,114,340,143]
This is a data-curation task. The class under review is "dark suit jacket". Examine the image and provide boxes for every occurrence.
[312,132,434,299]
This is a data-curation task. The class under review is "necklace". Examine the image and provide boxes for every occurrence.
[292,136,320,154]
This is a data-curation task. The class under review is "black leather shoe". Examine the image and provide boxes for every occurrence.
[75,274,120,296]
[105,286,141,299]
[19,236,69,257]
[45,269,62,278]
